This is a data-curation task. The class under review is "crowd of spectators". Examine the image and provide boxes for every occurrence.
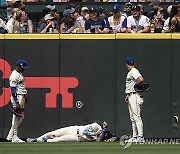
[0,0,180,33]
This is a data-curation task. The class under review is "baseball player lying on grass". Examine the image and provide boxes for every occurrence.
[27,121,116,142]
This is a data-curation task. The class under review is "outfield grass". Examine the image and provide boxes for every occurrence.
[0,142,180,154]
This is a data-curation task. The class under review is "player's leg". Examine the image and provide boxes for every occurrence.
[36,126,79,142]
[128,104,138,138]
[12,95,25,142]
[129,94,144,139]
[36,127,68,142]
[47,135,78,142]
[6,95,24,142]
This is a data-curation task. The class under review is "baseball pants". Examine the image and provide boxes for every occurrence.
[128,93,143,137]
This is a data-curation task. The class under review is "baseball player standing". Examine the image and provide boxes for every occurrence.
[6,59,29,142]
[124,57,145,142]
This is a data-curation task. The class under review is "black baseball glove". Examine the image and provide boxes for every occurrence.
[134,83,149,92]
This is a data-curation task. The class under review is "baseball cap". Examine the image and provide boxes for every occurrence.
[167,5,172,14]
[149,0,160,6]
[112,4,120,12]
[125,57,134,65]
[81,7,89,12]
[125,2,132,8]
[63,9,75,17]
[89,7,98,12]
[46,5,56,11]
[132,5,141,11]
[98,7,106,14]
[44,14,54,21]
[16,59,29,69]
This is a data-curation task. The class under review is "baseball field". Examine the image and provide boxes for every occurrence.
[0,142,180,154]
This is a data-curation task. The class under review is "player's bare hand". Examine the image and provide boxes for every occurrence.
[125,95,129,103]
[103,121,108,128]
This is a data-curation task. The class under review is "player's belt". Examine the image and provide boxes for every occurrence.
[127,92,143,98]
[17,94,26,96]
[127,92,136,96]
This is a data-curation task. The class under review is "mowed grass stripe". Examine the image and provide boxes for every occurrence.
[0,142,180,154]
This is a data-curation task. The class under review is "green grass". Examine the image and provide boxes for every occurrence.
[0,142,180,154]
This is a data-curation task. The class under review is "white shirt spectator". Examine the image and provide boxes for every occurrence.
[108,15,126,31]
[0,18,6,28]
[5,18,13,33]
[163,17,170,31]
[127,15,150,32]
[76,16,86,33]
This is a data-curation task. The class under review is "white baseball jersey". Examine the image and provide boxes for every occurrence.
[108,15,126,30]
[78,122,102,141]
[9,70,27,94]
[127,15,150,32]
[125,68,142,94]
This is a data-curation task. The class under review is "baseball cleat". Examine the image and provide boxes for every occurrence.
[42,137,48,142]
[137,136,145,143]
[12,137,25,143]
[26,138,37,142]
[6,136,12,142]
[126,137,137,143]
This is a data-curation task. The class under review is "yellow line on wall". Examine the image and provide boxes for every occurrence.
[1,34,180,40]
[60,34,115,39]
[0,34,4,39]
[172,34,180,39]
[4,34,59,39]
[116,33,172,39]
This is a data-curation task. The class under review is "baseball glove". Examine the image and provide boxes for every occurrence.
[134,83,149,92]
[12,107,24,117]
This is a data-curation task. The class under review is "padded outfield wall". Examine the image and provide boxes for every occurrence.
[0,34,180,139]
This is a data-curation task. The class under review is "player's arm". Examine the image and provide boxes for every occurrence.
[11,87,19,104]
[83,128,96,136]
[10,86,20,109]
[136,76,144,85]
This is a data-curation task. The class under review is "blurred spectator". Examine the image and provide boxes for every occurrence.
[53,9,61,31]
[60,9,76,33]
[162,5,172,32]
[127,5,150,33]
[6,0,25,20]
[37,5,56,33]
[108,4,127,33]
[76,7,89,33]
[122,2,133,18]
[53,0,70,1]
[26,0,46,2]
[0,17,8,33]
[164,5,180,33]
[5,8,20,33]
[40,14,59,33]
[12,10,33,33]
[0,18,6,29]
[98,7,110,31]
[148,0,168,33]
[85,7,108,33]
[66,4,78,10]
[72,7,82,33]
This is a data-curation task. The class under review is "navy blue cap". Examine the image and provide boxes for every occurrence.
[16,59,29,69]
[125,2,132,7]
[112,4,120,12]
[125,57,134,65]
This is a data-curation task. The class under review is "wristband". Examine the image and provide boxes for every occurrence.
[11,87,18,104]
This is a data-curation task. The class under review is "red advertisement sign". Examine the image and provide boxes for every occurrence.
[0,59,79,108]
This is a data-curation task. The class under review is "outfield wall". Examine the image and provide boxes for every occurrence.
[0,34,180,139]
